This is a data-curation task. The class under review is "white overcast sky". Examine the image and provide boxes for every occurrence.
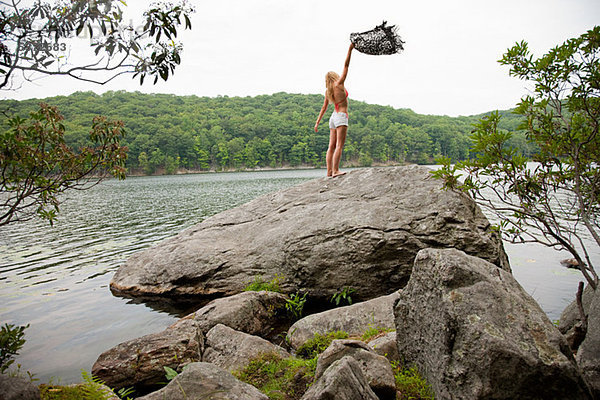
[3,0,600,116]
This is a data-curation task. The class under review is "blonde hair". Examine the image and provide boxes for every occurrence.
[325,71,339,103]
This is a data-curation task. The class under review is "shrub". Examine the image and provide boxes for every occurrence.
[330,286,356,306]
[0,323,28,373]
[285,292,307,319]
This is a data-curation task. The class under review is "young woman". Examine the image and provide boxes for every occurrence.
[314,42,354,177]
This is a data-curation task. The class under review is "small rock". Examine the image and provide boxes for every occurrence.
[368,331,399,362]
[314,339,396,400]
[559,283,595,352]
[287,291,400,350]
[204,324,290,372]
[92,290,289,391]
[576,286,600,398]
[301,356,378,400]
[0,374,40,400]
[192,290,291,339]
[91,318,199,391]
[137,362,268,400]
[560,258,580,269]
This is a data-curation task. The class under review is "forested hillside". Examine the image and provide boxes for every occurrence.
[1,91,530,174]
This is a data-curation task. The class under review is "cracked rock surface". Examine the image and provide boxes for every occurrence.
[110,166,509,301]
[394,248,592,399]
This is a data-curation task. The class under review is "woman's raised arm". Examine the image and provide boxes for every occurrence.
[338,42,355,84]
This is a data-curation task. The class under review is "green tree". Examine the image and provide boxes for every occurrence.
[196,148,210,170]
[149,147,165,173]
[214,141,229,170]
[289,141,308,167]
[164,155,180,175]
[228,137,246,168]
[433,26,600,291]
[3,91,486,175]
[0,103,127,226]
[138,151,151,174]
[0,0,194,88]
[0,1,195,225]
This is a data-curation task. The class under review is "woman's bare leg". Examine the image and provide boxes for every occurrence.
[326,128,337,176]
[332,125,347,177]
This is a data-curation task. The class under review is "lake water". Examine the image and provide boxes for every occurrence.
[0,168,591,385]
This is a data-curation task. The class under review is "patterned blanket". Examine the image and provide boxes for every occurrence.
[350,21,404,55]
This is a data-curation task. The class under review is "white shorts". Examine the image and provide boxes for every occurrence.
[329,111,349,129]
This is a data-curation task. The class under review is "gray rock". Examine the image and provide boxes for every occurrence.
[287,291,400,350]
[559,283,595,350]
[92,290,288,391]
[204,324,290,372]
[301,356,379,400]
[577,287,600,398]
[394,248,592,400]
[314,339,396,400]
[368,331,399,362]
[193,290,290,338]
[111,166,509,301]
[92,318,199,391]
[0,374,40,400]
[137,362,268,400]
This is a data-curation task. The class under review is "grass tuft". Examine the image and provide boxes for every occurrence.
[233,352,316,400]
[244,275,283,293]
[392,362,435,400]
[295,330,349,359]
[360,325,394,343]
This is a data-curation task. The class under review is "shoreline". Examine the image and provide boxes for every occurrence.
[125,161,412,177]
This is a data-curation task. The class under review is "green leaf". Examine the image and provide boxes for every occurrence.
[164,366,178,381]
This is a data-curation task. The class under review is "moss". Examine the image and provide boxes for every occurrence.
[295,330,349,359]
[391,362,435,400]
[233,352,316,400]
[39,383,113,400]
[360,325,394,343]
[244,275,283,293]
[39,370,133,400]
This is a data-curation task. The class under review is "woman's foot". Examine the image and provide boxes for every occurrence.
[332,171,346,177]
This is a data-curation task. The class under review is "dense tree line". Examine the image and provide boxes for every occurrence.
[1,91,532,174]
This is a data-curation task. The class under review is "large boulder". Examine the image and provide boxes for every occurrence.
[394,248,592,400]
[204,324,290,372]
[110,166,509,302]
[314,339,396,400]
[577,287,600,397]
[301,356,379,400]
[287,291,400,350]
[137,362,268,400]
[92,290,289,391]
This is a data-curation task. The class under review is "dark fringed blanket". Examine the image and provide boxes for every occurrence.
[350,21,404,55]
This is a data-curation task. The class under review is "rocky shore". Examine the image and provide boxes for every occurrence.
[5,166,598,399]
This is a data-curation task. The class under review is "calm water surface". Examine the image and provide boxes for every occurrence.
[0,168,592,384]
